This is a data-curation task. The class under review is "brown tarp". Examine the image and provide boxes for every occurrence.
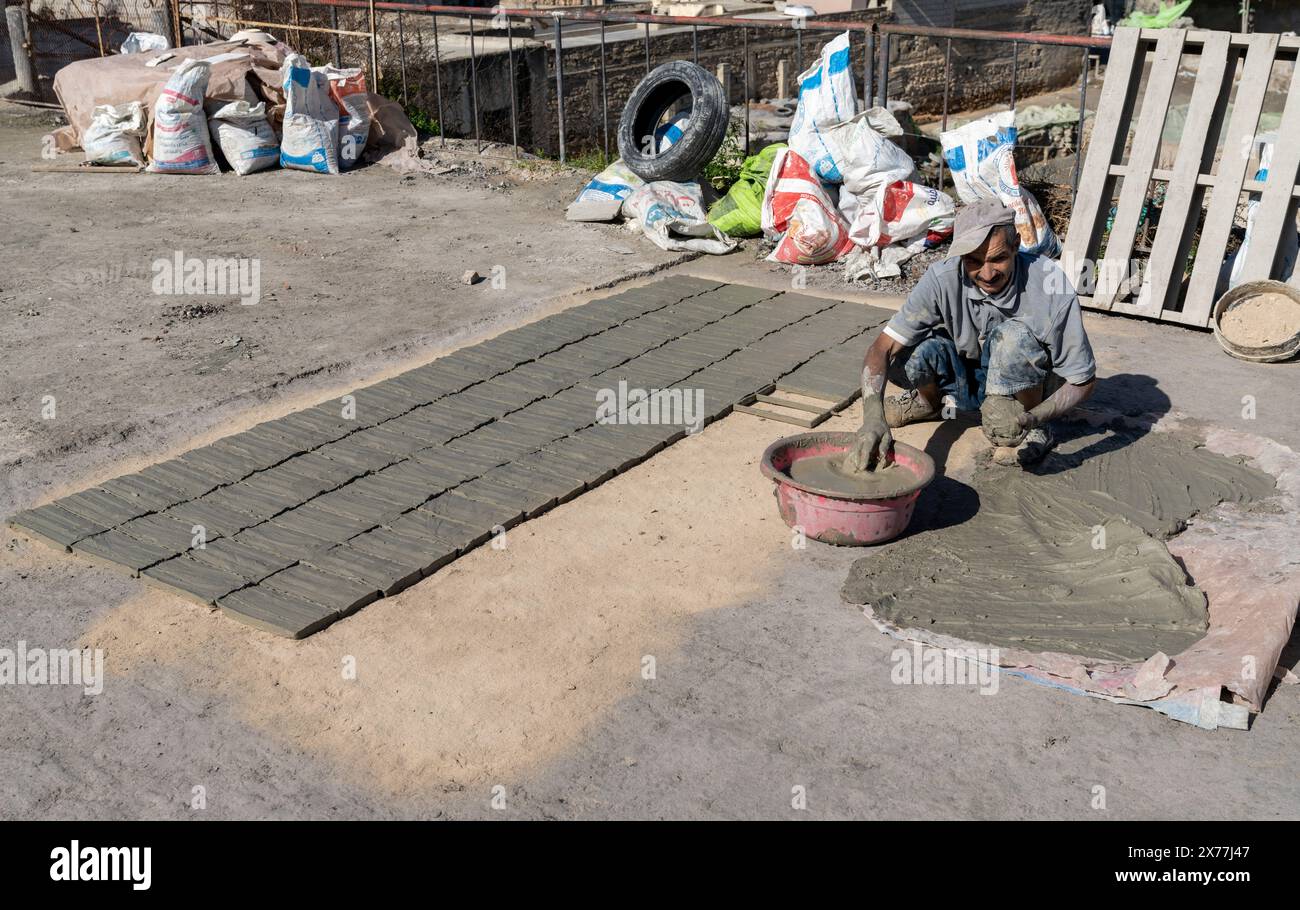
[52,39,290,154]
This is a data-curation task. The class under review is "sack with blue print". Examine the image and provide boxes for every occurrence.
[826,107,916,197]
[280,54,339,175]
[566,115,686,222]
[624,180,737,255]
[84,102,147,166]
[208,100,279,175]
[940,110,1058,257]
[325,65,370,169]
[787,31,857,183]
[567,159,646,222]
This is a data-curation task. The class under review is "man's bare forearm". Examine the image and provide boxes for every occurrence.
[845,333,903,472]
[1022,378,1095,427]
[860,334,894,423]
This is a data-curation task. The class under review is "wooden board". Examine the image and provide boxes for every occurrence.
[1065,28,1300,327]
[1121,31,1233,319]
[1093,29,1186,310]
[1179,32,1279,327]
[1061,27,1145,294]
[1235,55,1300,284]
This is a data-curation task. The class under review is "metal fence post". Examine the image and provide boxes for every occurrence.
[864,27,874,110]
[877,31,889,106]
[743,27,750,156]
[507,17,519,158]
[331,7,341,66]
[1009,39,1018,109]
[433,13,446,147]
[1073,46,1088,203]
[170,0,182,48]
[290,0,302,52]
[397,11,409,106]
[91,0,106,56]
[554,16,566,164]
[368,0,378,84]
[600,17,610,163]
[938,37,952,190]
[469,16,481,152]
[644,21,650,74]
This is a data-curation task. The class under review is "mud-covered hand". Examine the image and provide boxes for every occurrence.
[845,415,894,473]
[848,333,900,472]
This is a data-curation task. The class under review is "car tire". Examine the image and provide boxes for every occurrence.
[617,61,729,183]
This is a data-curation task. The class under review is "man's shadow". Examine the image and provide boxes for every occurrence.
[894,373,1172,538]
[1028,373,1173,478]
[887,414,981,540]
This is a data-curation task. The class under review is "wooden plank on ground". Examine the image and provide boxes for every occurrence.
[1180,32,1280,327]
[1235,56,1300,284]
[1125,31,1234,318]
[1095,29,1187,309]
[1061,27,1145,292]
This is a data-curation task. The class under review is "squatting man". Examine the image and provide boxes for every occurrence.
[848,198,1096,470]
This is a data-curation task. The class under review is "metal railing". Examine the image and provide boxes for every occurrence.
[14,1,1112,195]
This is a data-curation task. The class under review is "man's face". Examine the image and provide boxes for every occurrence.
[961,226,1017,296]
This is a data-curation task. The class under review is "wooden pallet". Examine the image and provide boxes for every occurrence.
[734,387,854,429]
[1062,27,1300,327]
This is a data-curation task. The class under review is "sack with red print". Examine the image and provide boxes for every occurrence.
[847,179,955,250]
[760,147,854,265]
[325,65,370,168]
[147,58,219,174]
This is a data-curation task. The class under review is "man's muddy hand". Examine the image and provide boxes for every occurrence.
[845,417,894,473]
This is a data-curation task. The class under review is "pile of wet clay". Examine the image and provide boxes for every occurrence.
[841,422,1276,662]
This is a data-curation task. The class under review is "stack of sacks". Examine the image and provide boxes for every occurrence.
[762,35,954,274]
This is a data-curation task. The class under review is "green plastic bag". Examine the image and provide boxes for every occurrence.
[707,143,785,238]
[1119,0,1192,29]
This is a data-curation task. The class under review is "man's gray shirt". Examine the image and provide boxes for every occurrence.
[882,252,1097,385]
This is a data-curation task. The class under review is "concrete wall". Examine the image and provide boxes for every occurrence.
[528,13,892,157]
[884,0,1093,114]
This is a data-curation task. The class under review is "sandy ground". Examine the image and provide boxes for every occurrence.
[2,104,1299,820]
[0,105,687,516]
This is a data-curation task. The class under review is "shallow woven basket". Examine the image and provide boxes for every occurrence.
[1212,279,1300,363]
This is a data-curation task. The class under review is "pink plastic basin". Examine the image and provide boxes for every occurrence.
[759,431,935,546]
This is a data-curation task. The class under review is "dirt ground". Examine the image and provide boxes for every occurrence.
[2,103,1298,820]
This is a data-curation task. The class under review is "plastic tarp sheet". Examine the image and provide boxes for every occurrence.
[858,414,1300,730]
[707,143,785,238]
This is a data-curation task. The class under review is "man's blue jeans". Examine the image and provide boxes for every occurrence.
[890,320,1057,412]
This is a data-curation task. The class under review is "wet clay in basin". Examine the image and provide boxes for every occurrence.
[788,454,917,499]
